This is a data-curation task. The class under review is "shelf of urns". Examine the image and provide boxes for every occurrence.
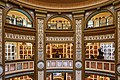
[6,75,33,80]
[85,74,111,80]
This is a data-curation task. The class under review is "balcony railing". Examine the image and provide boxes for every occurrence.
[5,60,34,75]
[85,59,115,73]
[46,59,73,69]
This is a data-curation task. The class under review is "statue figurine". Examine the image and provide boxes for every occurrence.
[55,51,59,58]
[97,48,104,59]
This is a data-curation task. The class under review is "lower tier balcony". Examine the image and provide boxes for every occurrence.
[85,59,115,74]
[5,60,34,75]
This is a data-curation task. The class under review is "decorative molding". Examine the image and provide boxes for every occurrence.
[84,34,114,40]
[75,19,82,80]
[5,71,34,79]
[0,8,2,65]
[75,61,82,69]
[0,64,3,77]
[37,61,44,70]
[117,64,120,75]
[37,19,44,80]
[5,33,35,40]
[38,71,44,80]
[46,70,73,72]
[76,70,82,80]
[76,19,82,61]
[46,37,74,41]
[85,71,115,77]
[46,60,73,69]
[38,19,44,60]
[5,61,34,75]
[118,11,120,63]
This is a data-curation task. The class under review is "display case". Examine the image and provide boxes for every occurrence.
[46,43,73,59]
[85,42,115,60]
[19,43,33,59]
[5,42,33,60]
[6,9,32,28]
[87,11,114,28]
[47,17,72,30]
[5,42,17,60]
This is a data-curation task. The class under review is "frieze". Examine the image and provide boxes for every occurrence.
[5,33,35,40]
[46,37,74,41]
[84,34,114,40]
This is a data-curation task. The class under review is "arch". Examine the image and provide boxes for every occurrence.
[47,15,72,30]
[5,8,33,28]
[86,9,114,28]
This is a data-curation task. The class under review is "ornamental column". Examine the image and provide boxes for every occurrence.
[73,11,85,80]
[35,10,46,80]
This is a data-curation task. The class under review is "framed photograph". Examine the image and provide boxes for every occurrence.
[5,64,9,72]
[17,63,22,70]
[104,63,109,70]
[63,61,68,67]
[30,62,33,68]
[23,62,28,69]
[51,61,56,67]
[91,62,96,68]
[97,62,102,69]
[10,64,15,71]
[57,61,62,67]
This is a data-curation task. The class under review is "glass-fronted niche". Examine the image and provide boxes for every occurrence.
[6,9,32,28]
[47,17,72,30]
[46,72,73,80]
[5,42,34,61]
[85,74,110,80]
[6,75,33,80]
[87,11,113,28]
[46,43,73,59]
[85,42,115,60]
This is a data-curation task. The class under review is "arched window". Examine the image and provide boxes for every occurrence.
[48,17,72,30]
[88,20,94,28]
[94,18,99,27]
[6,9,33,28]
[100,17,107,26]
[87,11,113,28]
[107,15,113,25]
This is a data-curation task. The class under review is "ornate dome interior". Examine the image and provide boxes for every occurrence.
[14,0,112,10]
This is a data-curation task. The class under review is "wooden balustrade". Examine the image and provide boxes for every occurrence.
[85,59,115,73]
[5,60,34,75]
